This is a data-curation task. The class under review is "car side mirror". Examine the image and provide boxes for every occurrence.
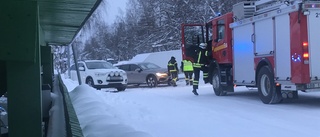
[135,68,142,72]
[79,67,85,71]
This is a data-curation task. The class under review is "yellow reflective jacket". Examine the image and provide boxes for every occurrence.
[182,60,193,71]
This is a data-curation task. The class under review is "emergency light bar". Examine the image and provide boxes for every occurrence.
[304,3,320,8]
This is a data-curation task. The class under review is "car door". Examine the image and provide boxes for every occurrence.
[118,64,135,84]
[129,64,144,83]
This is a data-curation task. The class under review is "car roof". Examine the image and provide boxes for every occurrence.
[115,62,152,66]
[74,60,108,64]
[84,60,107,62]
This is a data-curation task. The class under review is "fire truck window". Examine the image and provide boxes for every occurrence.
[184,26,204,48]
[208,28,213,41]
[218,25,225,41]
[183,26,205,60]
[217,20,225,41]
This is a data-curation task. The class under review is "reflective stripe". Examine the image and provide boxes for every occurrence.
[197,52,202,63]
[168,62,177,71]
[193,80,199,85]
[203,73,208,78]
[193,63,203,68]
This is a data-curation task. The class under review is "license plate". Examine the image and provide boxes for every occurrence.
[110,77,122,80]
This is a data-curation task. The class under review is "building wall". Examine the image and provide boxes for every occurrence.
[0,61,7,95]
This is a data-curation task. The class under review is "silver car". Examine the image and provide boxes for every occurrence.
[115,62,169,87]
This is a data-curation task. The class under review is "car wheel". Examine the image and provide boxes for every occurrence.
[86,77,94,87]
[257,66,282,104]
[146,75,158,87]
[117,86,126,91]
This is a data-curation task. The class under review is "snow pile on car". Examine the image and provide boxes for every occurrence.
[124,50,182,68]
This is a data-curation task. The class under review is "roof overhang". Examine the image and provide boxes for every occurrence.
[39,0,102,45]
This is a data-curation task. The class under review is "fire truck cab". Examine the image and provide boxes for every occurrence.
[181,0,320,104]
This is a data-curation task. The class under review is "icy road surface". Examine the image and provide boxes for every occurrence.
[63,75,320,137]
[99,80,320,137]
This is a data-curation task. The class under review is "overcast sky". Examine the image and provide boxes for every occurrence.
[105,0,128,24]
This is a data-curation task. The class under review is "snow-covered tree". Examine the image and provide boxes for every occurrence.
[71,0,246,61]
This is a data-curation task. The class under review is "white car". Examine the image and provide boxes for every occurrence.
[70,60,128,91]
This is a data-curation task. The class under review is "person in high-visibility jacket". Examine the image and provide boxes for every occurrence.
[167,56,179,86]
[180,59,194,85]
[192,43,210,95]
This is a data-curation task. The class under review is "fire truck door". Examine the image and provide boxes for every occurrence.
[254,19,273,56]
[307,9,320,80]
[233,23,255,84]
[275,14,291,80]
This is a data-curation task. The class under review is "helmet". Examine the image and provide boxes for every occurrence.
[199,43,207,49]
[171,56,175,60]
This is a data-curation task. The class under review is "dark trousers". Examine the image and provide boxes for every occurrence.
[169,71,178,84]
[184,71,193,83]
[193,66,209,90]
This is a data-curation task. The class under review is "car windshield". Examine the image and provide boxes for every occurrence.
[85,62,115,69]
[139,63,160,70]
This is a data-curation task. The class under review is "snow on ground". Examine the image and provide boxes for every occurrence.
[62,76,320,137]
[68,85,152,137]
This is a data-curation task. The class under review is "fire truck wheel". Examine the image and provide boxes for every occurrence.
[212,70,227,96]
[257,66,282,104]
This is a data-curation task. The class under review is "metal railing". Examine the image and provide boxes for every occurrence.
[58,75,84,137]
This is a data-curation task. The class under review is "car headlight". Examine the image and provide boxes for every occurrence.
[95,73,107,76]
[119,71,125,76]
[109,71,115,76]
[115,71,120,76]
[156,72,168,77]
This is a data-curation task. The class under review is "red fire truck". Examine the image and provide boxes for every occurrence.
[181,0,320,104]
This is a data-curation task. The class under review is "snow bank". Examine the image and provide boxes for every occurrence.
[68,85,152,137]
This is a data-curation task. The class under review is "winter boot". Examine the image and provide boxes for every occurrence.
[192,89,198,96]
[190,81,193,86]
[186,81,189,85]
[173,82,177,87]
[172,80,177,87]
